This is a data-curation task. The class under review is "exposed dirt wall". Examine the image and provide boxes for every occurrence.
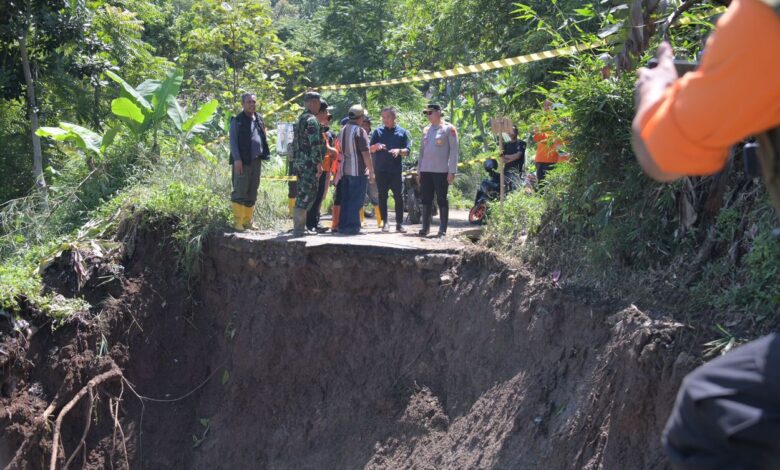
[1,232,691,469]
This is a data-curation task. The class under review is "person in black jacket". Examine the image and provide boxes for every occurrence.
[229,93,270,231]
[501,126,526,192]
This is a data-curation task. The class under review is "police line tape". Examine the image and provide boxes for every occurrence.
[261,156,496,182]
[209,7,725,150]
[207,39,615,153]
[312,6,725,92]
[261,175,298,181]
[675,5,726,26]
[316,41,609,91]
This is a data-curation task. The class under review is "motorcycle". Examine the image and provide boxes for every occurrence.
[402,161,436,225]
[469,158,519,225]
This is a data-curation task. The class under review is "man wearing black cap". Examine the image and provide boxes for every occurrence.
[291,92,326,236]
[418,103,459,236]
[306,101,336,233]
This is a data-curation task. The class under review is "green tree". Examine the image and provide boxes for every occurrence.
[0,0,88,207]
[181,0,305,110]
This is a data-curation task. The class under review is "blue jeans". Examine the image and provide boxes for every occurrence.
[339,175,367,234]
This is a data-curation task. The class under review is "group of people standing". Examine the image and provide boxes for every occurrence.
[279,92,460,237]
[227,91,566,238]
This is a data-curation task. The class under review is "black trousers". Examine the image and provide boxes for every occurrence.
[420,172,449,208]
[376,171,403,227]
[536,162,555,185]
[663,333,780,469]
[333,179,343,205]
[287,159,297,198]
[306,172,328,229]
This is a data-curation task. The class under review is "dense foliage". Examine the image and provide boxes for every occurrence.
[0,0,776,331]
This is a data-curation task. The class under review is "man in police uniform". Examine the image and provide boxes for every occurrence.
[291,92,326,237]
[229,93,270,231]
[633,0,780,467]
[501,125,526,191]
[418,103,459,236]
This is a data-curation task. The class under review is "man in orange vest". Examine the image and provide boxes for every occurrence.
[633,0,780,467]
[533,100,564,185]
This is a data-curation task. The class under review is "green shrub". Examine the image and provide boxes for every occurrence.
[482,59,779,319]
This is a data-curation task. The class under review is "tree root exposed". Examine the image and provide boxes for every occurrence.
[48,366,123,470]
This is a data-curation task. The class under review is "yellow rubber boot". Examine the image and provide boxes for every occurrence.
[288,198,296,217]
[232,202,245,231]
[243,205,257,230]
[374,206,383,228]
[330,206,341,232]
[331,205,341,232]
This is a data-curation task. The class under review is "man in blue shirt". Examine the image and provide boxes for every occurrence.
[370,107,412,232]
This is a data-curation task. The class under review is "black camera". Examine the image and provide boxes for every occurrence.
[647,58,698,75]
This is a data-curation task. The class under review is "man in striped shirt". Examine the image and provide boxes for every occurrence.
[335,105,376,235]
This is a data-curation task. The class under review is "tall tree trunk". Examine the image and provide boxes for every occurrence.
[93,81,102,131]
[473,90,487,151]
[19,27,48,209]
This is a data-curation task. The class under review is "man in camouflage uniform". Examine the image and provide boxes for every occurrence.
[291,92,327,236]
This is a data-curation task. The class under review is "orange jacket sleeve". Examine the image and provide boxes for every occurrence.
[639,0,780,175]
[533,132,560,163]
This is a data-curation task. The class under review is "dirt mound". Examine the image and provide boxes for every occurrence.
[1,230,691,469]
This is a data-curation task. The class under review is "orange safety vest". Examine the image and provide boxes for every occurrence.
[533,132,563,164]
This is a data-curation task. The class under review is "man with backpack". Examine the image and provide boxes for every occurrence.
[632,0,780,467]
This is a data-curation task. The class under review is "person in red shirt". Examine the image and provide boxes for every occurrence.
[633,1,780,467]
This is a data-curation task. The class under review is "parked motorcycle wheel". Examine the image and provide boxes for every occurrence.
[407,201,421,224]
[405,188,421,224]
[469,202,487,225]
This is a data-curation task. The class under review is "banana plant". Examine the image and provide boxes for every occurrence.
[167,97,220,162]
[106,68,183,150]
[167,98,219,140]
[38,68,219,161]
[36,123,118,158]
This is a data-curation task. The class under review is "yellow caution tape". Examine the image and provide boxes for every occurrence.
[675,6,727,26]
[206,8,725,152]
[317,40,609,91]
[266,91,305,115]
[263,156,494,180]
[261,175,297,181]
[205,91,305,148]
[399,156,496,176]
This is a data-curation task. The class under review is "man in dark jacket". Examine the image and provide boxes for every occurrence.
[229,92,270,231]
[370,106,411,232]
[501,126,526,192]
